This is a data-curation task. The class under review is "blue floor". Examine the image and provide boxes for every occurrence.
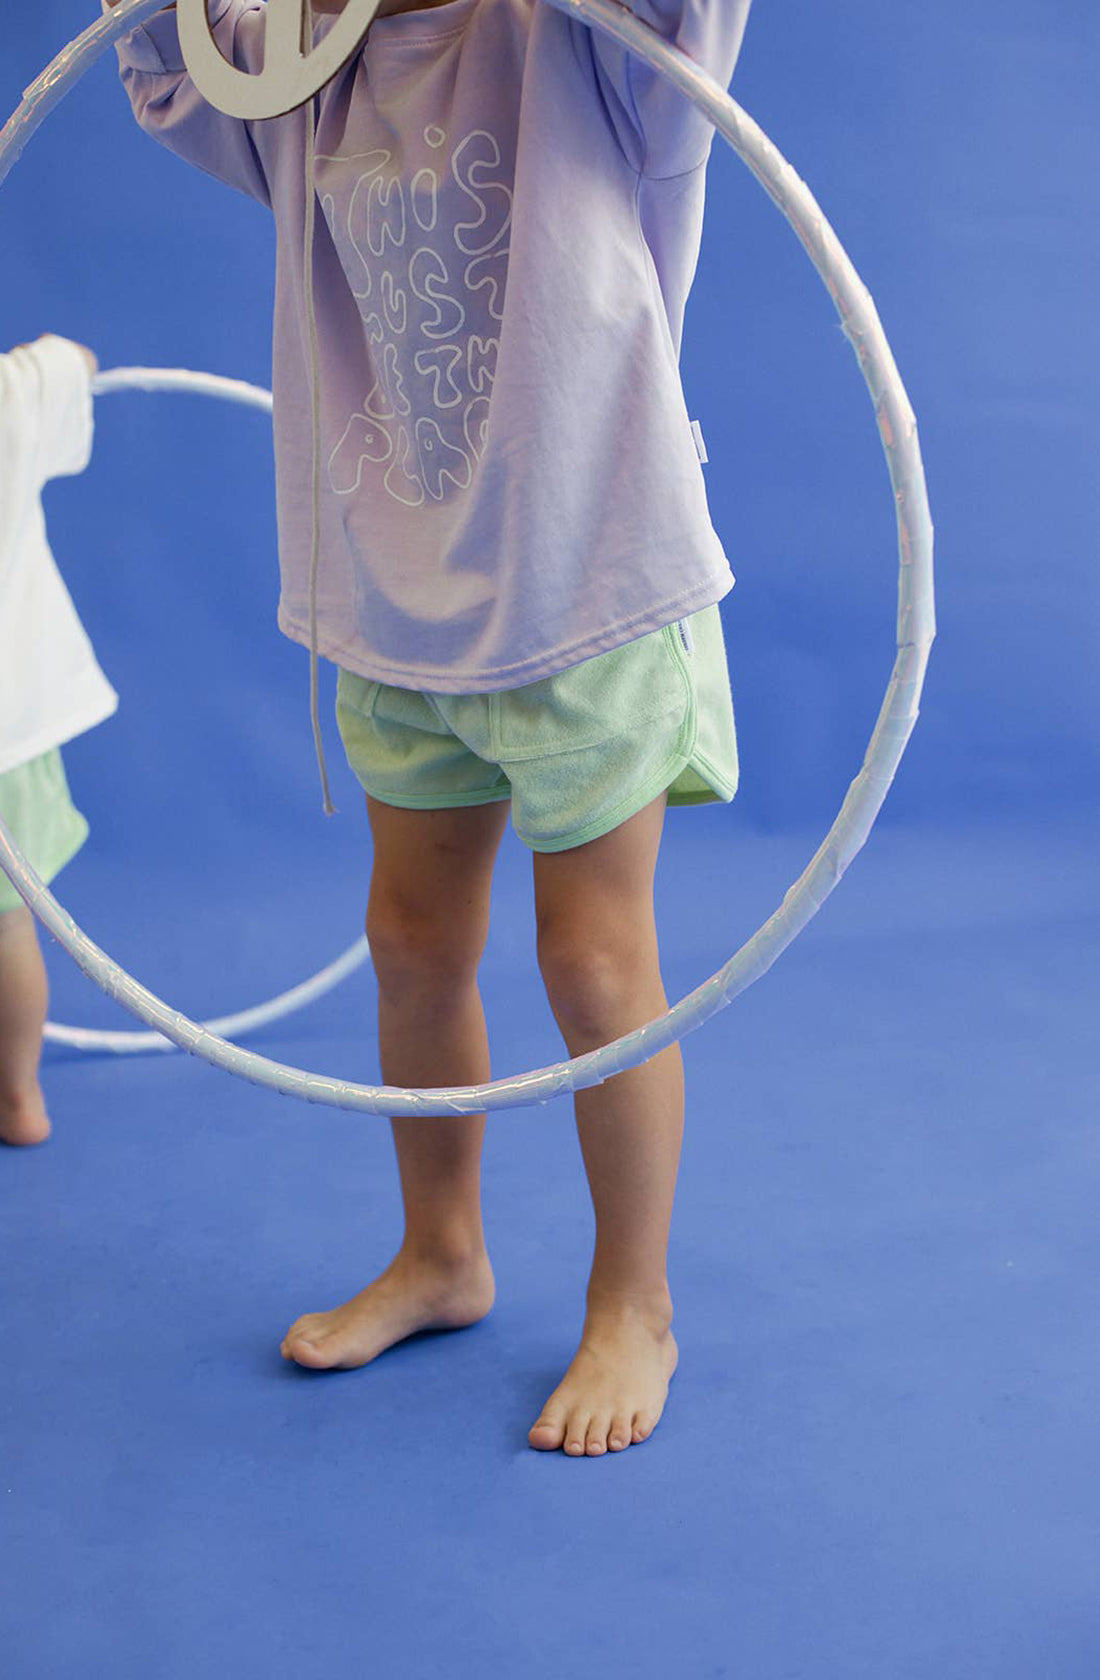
[4,805,1098,1678]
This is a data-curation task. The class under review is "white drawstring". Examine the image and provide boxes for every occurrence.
[302,0,336,815]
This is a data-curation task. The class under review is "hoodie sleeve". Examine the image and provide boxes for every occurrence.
[0,337,94,498]
[104,0,272,207]
[582,0,753,180]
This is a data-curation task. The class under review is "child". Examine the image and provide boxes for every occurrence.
[0,334,117,1146]
[106,0,751,1455]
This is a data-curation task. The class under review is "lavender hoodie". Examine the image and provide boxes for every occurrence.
[110,0,751,691]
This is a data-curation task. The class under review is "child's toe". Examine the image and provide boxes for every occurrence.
[585,1415,613,1455]
[281,1316,328,1366]
[563,1416,590,1455]
[608,1415,632,1451]
[528,1412,567,1451]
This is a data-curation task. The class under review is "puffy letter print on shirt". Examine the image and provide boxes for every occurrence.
[328,409,394,495]
[319,121,514,510]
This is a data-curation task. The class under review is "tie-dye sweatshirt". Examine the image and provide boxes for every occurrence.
[109,0,751,691]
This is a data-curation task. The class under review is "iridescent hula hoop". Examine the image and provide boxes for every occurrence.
[0,0,935,1116]
[38,365,371,1055]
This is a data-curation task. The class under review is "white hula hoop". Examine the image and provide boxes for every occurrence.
[38,366,371,1054]
[0,0,935,1116]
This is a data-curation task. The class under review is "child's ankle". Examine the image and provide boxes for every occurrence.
[399,1230,490,1269]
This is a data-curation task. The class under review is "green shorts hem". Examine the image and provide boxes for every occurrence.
[523,747,692,852]
[357,747,719,851]
[0,750,89,916]
[358,784,513,814]
[667,750,739,807]
[336,606,738,853]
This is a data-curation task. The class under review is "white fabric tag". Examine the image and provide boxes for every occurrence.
[690,419,708,465]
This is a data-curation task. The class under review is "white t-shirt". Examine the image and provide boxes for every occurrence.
[0,335,118,775]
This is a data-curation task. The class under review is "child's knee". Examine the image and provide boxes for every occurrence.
[537,929,657,1039]
[366,896,485,995]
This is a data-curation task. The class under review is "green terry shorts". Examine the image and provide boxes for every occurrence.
[335,603,739,853]
[0,748,89,915]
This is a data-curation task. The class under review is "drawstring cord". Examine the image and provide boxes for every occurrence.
[303,0,336,815]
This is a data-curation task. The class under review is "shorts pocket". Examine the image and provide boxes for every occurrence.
[335,668,382,724]
[490,624,689,762]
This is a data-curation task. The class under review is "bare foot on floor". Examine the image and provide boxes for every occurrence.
[0,1087,52,1148]
[528,1296,679,1456]
[281,1248,496,1371]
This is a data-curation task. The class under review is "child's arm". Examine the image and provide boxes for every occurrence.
[101,0,272,207]
[586,0,753,179]
[0,338,96,494]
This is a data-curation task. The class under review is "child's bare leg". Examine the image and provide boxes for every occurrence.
[0,907,52,1147]
[281,795,509,1369]
[528,793,681,1456]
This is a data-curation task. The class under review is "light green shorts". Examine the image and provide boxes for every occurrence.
[0,748,89,915]
[335,604,739,852]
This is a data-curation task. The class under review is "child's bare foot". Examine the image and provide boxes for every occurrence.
[0,1085,52,1147]
[281,1246,496,1370]
[528,1292,678,1456]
